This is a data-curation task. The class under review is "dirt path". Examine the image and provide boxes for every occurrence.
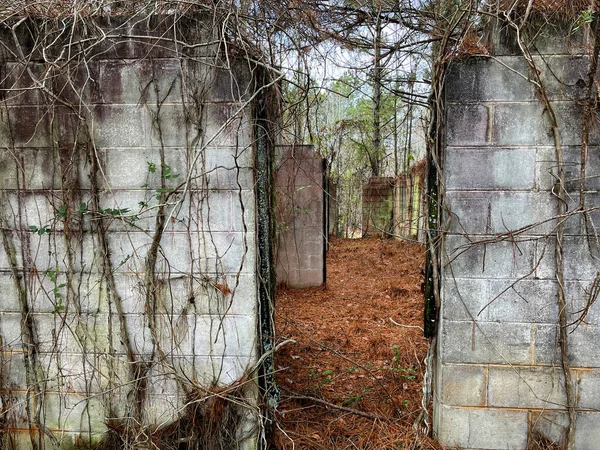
[273,237,443,449]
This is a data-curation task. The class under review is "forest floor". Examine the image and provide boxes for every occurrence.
[273,236,444,450]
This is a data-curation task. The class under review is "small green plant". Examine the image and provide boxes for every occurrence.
[56,204,68,218]
[99,208,131,216]
[161,162,180,180]
[573,9,594,31]
[45,267,66,314]
[308,368,335,388]
[389,346,417,380]
[342,392,363,406]
[29,225,50,236]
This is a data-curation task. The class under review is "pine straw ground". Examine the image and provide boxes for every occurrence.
[273,237,443,450]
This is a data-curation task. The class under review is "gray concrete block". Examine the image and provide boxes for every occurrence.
[441,277,489,321]
[91,105,149,148]
[0,106,51,148]
[486,279,559,323]
[0,273,21,311]
[30,231,99,273]
[446,56,534,102]
[445,147,536,191]
[530,410,568,447]
[98,59,182,105]
[440,363,487,406]
[488,366,566,409]
[533,324,561,366]
[0,62,45,106]
[174,355,256,387]
[577,369,600,409]
[563,236,600,281]
[566,324,600,367]
[446,191,556,236]
[435,405,528,449]
[441,320,532,365]
[539,55,588,101]
[149,103,188,147]
[97,147,187,190]
[0,229,24,270]
[536,145,581,192]
[444,234,537,279]
[575,412,600,450]
[203,104,253,148]
[446,104,490,147]
[445,191,491,235]
[202,146,254,190]
[565,280,600,326]
[193,315,257,358]
[191,231,256,275]
[490,192,556,235]
[493,102,550,146]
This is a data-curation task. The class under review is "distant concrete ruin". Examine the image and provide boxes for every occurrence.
[275,145,326,288]
[362,177,394,236]
[393,159,426,242]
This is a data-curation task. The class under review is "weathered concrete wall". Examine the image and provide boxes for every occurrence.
[393,159,426,242]
[436,33,600,448]
[275,145,325,288]
[0,15,272,449]
[362,177,394,236]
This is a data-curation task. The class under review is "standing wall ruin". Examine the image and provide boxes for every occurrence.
[0,14,275,449]
[436,24,600,449]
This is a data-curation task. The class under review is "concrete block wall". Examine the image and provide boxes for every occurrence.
[275,145,325,288]
[393,159,427,242]
[436,49,600,449]
[362,177,394,236]
[0,15,270,449]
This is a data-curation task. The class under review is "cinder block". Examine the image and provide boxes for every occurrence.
[577,369,600,409]
[192,231,256,274]
[563,236,600,281]
[445,191,492,235]
[530,410,568,447]
[444,234,537,280]
[441,320,532,365]
[98,59,182,105]
[486,279,558,323]
[445,147,536,191]
[575,412,600,450]
[565,280,600,326]
[0,106,51,148]
[441,277,489,321]
[435,405,528,449]
[533,323,561,366]
[539,55,588,101]
[203,104,253,148]
[0,62,45,106]
[202,146,254,190]
[91,104,150,148]
[193,314,257,357]
[96,147,187,190]
[148,103,188,147]
[488,366,566,409]
[172,354,257,387]
[493,102,549,146]
[567,324,600,367]
[446,56,534,103]
[440,363,486,406]
[446,104,490,147]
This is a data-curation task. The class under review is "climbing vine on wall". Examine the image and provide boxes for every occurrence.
[0,4,281,449]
